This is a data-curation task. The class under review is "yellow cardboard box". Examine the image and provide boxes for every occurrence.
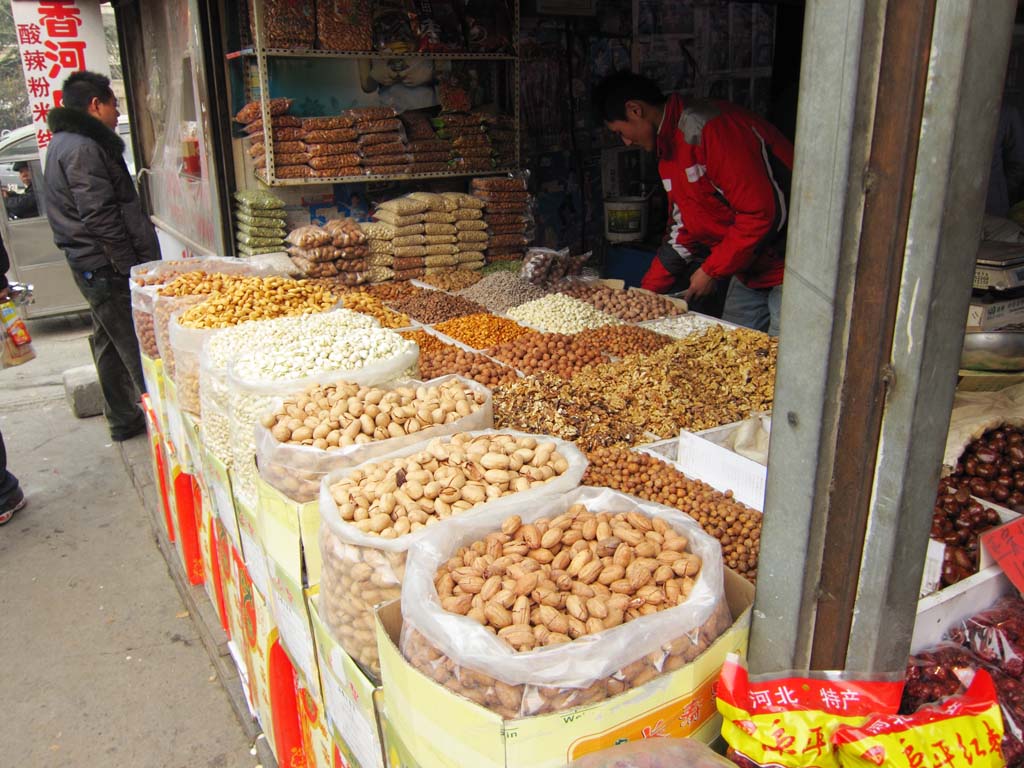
[234,479,272,600]
[310,594,388,768]
[199,443,241,555]
[198,484,219,611]
[297,669,337,768]
[140,354,166,435]
[162,375,193,474]
[218,527,256,720]
[258,474,323,695]
[376,569,754,768]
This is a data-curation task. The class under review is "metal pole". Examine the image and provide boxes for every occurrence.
[749,0,1017,674]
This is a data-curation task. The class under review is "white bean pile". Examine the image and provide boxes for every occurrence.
[506,293,621,335]
[641,314,724,340]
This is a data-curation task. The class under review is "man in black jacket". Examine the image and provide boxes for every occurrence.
[0,237,26,523]
[4,162,38,220]
[44,70,160,441]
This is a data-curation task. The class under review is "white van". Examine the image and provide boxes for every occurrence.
[0,119,135,319]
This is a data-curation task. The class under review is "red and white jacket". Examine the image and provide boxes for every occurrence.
[640,94,794,292]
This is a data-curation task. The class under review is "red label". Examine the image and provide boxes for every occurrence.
[982,518,1024,591]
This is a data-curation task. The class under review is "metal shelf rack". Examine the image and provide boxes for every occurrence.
[248,0,521,187]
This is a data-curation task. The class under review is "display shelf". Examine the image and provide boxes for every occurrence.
[227,47,516,61]
[255,166,520,187]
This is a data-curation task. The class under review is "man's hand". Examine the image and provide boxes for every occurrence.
[682,267,715,302]
[0,286,10,302]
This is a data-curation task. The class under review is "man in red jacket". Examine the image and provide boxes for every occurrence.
[592,72,793,335]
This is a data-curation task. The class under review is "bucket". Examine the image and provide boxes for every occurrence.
[604,199,650,243]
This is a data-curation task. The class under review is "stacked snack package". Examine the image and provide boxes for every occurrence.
[316,0,373,51]
[434,109,492,174]
[235,97,312,181]
[472,175,530,263]
[346,106,413,176]
[485,114,516,168]
[249,0,314,48]
[363,196,428,282]
[234,189,288,256]
[438,192,486,271]
[401,111,452,173]
[302,114,361,179]
[407,192,461,274]
[286,217,369,285]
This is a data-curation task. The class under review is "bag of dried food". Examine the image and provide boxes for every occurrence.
[372,0,417,52]
[319,430,587,678]
[317,0,373,51]
[400,485,729,718]
[234,97,293,125]
[256,375,492,503]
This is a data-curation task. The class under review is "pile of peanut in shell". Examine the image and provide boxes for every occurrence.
[402,503,733,718]
[319,433,574,675]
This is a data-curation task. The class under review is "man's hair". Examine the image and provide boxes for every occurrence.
[12,161,28,172]
[61,71,114,112]
[591,71,666,123]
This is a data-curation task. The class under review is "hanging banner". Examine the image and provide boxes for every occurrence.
[11,0,111,159]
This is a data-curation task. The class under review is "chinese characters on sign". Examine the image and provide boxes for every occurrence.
[12,1,111,158]
[982,517,1024,593]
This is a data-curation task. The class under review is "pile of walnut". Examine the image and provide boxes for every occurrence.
[262,379,485,449]
[404,504,732,717]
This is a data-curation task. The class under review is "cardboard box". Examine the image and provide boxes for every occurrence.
[258,475,323,694]
[198,481,219,608]
[967,292,1024,331]
[199,442,242,554]
[234,479,272,600]
[298,668,341,768]
[142,395,176,543]
[310,594,387,768]
[912,565,1014,652]
[140,354,166,435]
[162,375,193,474]
[376,570,754,768]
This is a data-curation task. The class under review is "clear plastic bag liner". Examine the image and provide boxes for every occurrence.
[255,374,493,503]
[400,485,724,690]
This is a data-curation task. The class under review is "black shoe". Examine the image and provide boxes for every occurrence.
[0,489,26,525]
[111,419,147,442]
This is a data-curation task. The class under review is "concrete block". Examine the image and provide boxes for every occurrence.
[62,365,104,418]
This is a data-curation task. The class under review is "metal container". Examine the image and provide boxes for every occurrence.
[960,331,1024,371]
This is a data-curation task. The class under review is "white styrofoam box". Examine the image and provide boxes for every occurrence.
[977,496,1022,569]
[912,565,1014,653]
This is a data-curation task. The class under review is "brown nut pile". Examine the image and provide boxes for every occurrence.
[571,326,777,436]
[435,313,531,349]
[133,310,159,358]
[419,270,483,291]
[360,281,423,303]
[156,271,248,298]
[178,277,337,329]
[435,506,704,647]
[388,291,486,324]
[262,379,486,448]
[557,283,686,322]
[493,374,649,451]
[132,263,194,287]
[329,434,571,538]
[403,505,729,717]
[420,346,519,388]
[571,325,674,358]
[486,330,610,378]
[342,292,411,328]
[321,433,573,675]
[584,447,760,580]
[948,426,1024,510]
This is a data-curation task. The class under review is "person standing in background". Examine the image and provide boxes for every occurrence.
[592,71,793,336]
[43,70,160,442]
[0,236,26,524]
[3,161,39,220]
[986,103,1024,218]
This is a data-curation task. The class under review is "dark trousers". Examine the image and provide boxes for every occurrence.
[71,266,146,437]
[658,247,730,318]
[0,428,19,505]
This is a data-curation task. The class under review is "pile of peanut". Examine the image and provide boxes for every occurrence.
[342,291,411,328]
[321,433,572,675]
[403,504,733,717]
[434,313,531,349]
[262,379,486,448]
[177,277,336,329]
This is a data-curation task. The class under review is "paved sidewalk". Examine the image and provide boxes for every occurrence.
[0,314,259,767]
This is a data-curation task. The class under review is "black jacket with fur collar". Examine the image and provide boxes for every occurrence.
[43,107,159,273]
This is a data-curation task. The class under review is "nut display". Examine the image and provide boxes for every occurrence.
[456,272,551,314]
[583,447,761,580]
[227,319,416,508]
[178,277,337,329]
[361,281,423,303]
[320,432,577,674]
[931,477,1001,588]
[132,306,159,358]
[570,326,777,436]
[401,330,519,388]
[642,313,724,340]
[493,374,650,451]
[434,314,531,349]
[399,489,731,717]
[418,270,483,292]
[572,325,674,358]
[557,283,686,323]
[506,293,620,335]
[257,377,490,503]
[389,291,486,324]
[948,426,1024,510]
[342,292,411,328]
[486,331,610,378]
